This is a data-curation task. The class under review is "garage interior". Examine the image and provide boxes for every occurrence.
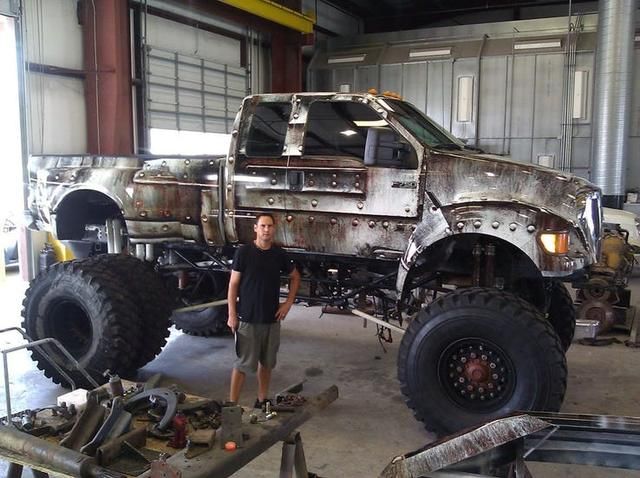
[0,0,640,477]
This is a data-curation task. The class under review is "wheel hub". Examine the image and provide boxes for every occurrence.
[443,342,511,405]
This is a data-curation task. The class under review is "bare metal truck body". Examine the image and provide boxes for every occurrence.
[25,92,601,434]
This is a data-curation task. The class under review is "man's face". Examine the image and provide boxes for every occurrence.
[254,216,275,242]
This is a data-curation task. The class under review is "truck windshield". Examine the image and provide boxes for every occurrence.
[384,99,464,150]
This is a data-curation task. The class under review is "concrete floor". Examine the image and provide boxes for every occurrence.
[0,270,639,477]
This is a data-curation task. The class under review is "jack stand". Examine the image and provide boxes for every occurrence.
[279,431,313,478]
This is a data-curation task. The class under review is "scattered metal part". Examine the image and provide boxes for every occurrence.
[150,455,182,478]
[220,404,244,448]
[96,427,147,466]
[105,370,124,397]
[185,429,216,459]
[81,397,133,456]
[60,391,107,451]
[0,423,120,477]
[276,380,306,399]
[125,388,178,431]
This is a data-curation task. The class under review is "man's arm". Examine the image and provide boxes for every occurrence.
[276,267,301,321]
[227,270,242,331]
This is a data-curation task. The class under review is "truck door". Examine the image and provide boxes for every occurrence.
[284,99,421,256]
[225,100,292,244]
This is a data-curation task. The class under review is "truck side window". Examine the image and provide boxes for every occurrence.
[304,101,417,168]
[245,103,292,157]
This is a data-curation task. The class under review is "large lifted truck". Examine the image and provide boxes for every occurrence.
[24,92,602,435]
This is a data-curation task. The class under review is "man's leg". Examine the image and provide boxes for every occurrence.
[257,363,272,402]
[229,368,246,403]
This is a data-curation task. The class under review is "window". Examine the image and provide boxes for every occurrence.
[304,101,417,168]
[245,103,292,157]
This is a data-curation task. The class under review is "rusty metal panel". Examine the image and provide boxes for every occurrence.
[510,55,536,139]
[533,53,564,139]
[478,56,507,140]
[401,62,427,111]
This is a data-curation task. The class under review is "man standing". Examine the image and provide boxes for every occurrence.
[227,213,301,407]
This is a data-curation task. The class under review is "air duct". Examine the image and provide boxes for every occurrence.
[590,0,636,209]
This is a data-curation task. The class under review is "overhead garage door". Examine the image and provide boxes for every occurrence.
[145,14,248,134]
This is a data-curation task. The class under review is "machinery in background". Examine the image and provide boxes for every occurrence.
[574,207,638,343]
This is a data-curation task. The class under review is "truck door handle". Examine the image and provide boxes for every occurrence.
[289,171,304,191]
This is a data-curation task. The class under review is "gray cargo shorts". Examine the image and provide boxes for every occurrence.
[234,321,281,374]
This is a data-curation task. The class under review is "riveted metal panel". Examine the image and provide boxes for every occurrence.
[479,57,507,139]
[380,64,403,94]
[426,61,453,130]
[451,59,476,140]
[510,55,535,138]
[533,54,564,138]
[401,62,427,111]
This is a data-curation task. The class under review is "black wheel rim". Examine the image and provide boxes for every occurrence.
[438,338,516,411]
[46,300,93,358]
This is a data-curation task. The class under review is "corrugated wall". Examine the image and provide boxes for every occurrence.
[308,14,640,189]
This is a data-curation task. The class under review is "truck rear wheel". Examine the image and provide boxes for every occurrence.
[398,287,567,435]
[83,254,173,368]
[21,260,142,388]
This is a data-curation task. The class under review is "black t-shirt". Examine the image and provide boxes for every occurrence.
[232,243,294,324]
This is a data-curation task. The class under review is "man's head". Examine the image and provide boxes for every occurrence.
[254,213,275,245]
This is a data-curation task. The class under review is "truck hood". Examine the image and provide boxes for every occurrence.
[427,150,600,224]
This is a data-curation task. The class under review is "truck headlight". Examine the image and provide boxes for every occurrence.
[539,232,569,254]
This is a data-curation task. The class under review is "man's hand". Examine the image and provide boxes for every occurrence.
[227,314,239,332]
[275,301,293,321]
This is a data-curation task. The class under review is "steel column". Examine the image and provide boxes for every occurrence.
[271,30,302,92]
[81,0,134,155]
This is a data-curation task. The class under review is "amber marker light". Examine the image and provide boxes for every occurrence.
[539,232,569,254]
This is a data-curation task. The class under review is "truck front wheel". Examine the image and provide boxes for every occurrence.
[398,287,567,435]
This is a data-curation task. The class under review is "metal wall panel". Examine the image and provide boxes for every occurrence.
[628,138,640,187]
[533,54,564,138]
[509,139,533,164]
[510,55,535,139]
[478,56,507,141]
[333,68,355,92]
[426,61,453,130]
[380,64,403,95]
[402,62,427,111]
[532,138,560,167]
[571,137,592,169]
[27,75,86,154]
[355,66,378,92]
[23,0,83,69]
[0,0,18,16]
[451,59,476,140]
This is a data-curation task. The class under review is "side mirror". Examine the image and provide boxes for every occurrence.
[364,127,413,167]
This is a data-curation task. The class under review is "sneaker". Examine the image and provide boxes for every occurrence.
[253,398,272,412]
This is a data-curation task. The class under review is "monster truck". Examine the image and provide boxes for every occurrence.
[24,92,601,434]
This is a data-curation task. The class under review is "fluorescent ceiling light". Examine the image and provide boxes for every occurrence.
[409,48,451,58]
[635,35,640,42]
[340,129,357,136]
[514,40,561,50]
[328,54,366,64]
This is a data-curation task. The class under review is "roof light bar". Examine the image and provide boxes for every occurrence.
[514,40,562,50]
[409,48,452,58]
[328,54,366,64]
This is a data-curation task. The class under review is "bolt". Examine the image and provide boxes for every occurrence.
[139,211,147,217]
[293,113,299,119]
[488,383,494,389]
[202,216,208,222]
[286,215,294,222]
[527,224,535,233]
[492,221,499,229]
[332,173,337,178]
[311,199,318,207]
[309,180,315,186]
[183,174,188,179]
[227,184,232,190]
[473,220,482,228]
[232,129,238,136]
[355,182,360,188]
[457,222,464,229]
[382,221,389,229]
[509,223,517,231]
[186,216,191,221]
[331,181,337,187]
[489,363,496,369]
[308,216,315,223]
[185,159,190,165]
[209,160,215,165]
[461,357,467,363]
[492,374,498,380]
[456,366,462,373]
[470,353,476,359]
[467,385,473,392]
[162,225,169,232]
[330,218,337,225]
[228,156,234,163]
[352,219,359,226]
[478,387,484,393]
[490,392,495,398]
[458,377,465,383]
[268,198,274,205]
[139,173,145,178]
[357,202,364,209]
[368,220,375,228]
[271,179,277,185]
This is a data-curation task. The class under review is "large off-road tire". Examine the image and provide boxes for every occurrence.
[83,254,173,368]
[398,287,567,436]
[21,259,143,388]
[545,280,576,351]
[171,272,230,337]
